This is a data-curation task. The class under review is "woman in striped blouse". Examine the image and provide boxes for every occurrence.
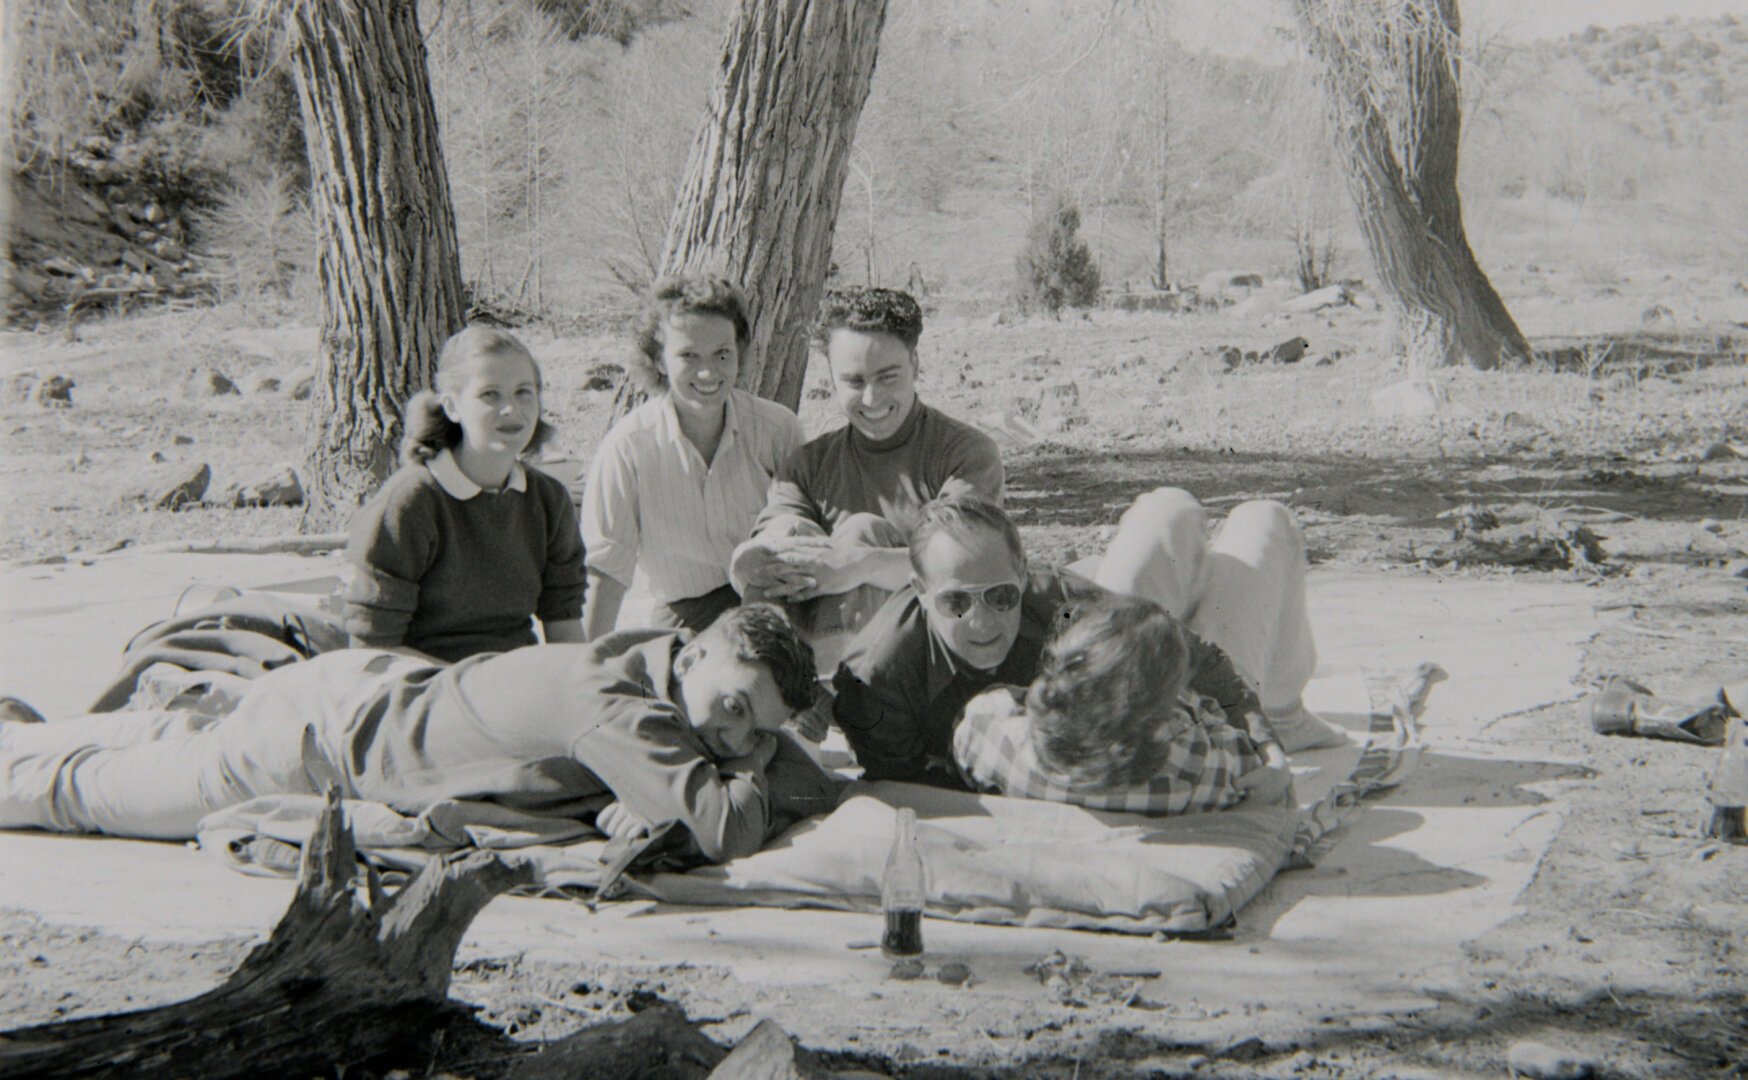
[581,276,805,636]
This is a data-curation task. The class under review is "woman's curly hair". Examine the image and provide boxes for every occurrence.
[627,274,752,393]
[1026,594,1191,788]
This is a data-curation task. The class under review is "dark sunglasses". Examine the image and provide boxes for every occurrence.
[928,582,1023,618]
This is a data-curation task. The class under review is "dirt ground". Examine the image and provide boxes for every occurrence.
[1,273,1745,1077]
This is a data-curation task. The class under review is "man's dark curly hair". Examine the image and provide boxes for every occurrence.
[629,275,752,393]
[1026,594,1191,788]
[808,286,923,352]
[703,602,818,713]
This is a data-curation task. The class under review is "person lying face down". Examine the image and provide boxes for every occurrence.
[0,604,834,864]
[828,495,1294,792]
[952,594,1292,814]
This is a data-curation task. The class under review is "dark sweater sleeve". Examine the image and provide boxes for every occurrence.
[935,423,1005,505]
[751,442,825,538]
[342,475,438,648]
[1184,627,1280,752]
[535,473,587,623]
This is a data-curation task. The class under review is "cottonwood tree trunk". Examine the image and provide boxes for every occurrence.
[644,0,889,413]
[1292,0,1529,370]
[285,0,467,524]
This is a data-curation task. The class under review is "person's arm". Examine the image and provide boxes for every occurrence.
[581,570,628,640]
[536,474,587,636]
[578,434,641,635]
[575,706,776,864]
[1183,627,1283,756]
[831,655,934,783]
[340,479,436,649]
[542,618,585,644]
[769,541,912,600]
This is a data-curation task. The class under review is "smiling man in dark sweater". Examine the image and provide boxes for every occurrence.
[730,288,1003,651]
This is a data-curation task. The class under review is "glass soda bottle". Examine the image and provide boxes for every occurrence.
[1704,714,1748,844]
[881,807,927,958]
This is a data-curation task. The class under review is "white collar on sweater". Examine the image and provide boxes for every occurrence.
[428,447,527,499]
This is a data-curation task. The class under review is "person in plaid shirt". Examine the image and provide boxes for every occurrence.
[952,594,1283,815]
[828,495,1297,804]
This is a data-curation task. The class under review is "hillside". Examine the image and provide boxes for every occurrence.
[5,3,1746,324]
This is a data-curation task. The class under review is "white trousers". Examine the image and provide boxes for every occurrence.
[1091,488,1316,715]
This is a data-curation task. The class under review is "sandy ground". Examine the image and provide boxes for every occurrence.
[1,275,1745,1077]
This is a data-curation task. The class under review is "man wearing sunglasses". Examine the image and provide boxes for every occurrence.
[829,492,1334,787]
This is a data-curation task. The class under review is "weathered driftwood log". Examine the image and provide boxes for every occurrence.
[506,1004,727,1079]
[0,789,533,1080]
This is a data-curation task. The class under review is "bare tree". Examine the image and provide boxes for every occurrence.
[1292,0,1530,370]
[274,0,466,523]
[654,0,889,411]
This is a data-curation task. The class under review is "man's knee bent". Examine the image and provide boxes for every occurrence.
[1223,499,1301,541]
[1121,487,1205,535]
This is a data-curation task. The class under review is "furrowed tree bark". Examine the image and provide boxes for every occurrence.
[1293,0,1529,370]
[0,790,532,1080]
[286,0,467,524]
[622,0,889,416]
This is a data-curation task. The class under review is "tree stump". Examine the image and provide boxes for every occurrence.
[0,789,533,1079]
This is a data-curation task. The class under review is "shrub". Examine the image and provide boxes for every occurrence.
[1012,194,1101,315]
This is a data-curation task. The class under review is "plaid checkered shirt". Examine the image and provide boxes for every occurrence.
[950,688,1266,816]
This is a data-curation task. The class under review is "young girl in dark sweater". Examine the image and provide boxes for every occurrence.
[342,326,586,662]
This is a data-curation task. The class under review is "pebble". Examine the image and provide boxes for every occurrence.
[936,962,971,986]
[887,958,924,980]
[1505,1039,1595,1079]
[1700,518,1722,534]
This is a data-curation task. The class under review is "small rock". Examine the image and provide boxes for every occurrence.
[887,958,925,980]
[68,449,91,471]
[36,374,75,408]
[711,1018,832,1080]
[1640,303,1675,325]
[1370,378,1445,418]
[152,463,211,511]
[232,465,304,508]
[1284,284,1350,313]
[581,361,623,392]
[936,962,971,986]
[1699,441,1740,461]
[1724,559,1748,580]
[1184,1055,1210,1070]
[1217,346,1243,370]
[1700,518,1723,534]
[148,450,167,464]
[1268,335,1309,363]
[171,434,194,445]
[7,372,38,403]
[186,369,239,398]
[289,373,315,401]
[1505,1039,1595,1079]
[249,375,282,395]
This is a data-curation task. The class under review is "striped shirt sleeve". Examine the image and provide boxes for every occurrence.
[580,426,642,587]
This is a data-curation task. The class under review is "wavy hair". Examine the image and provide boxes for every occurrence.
[400,325,554,467]
[628,274,753,394]
[808,286,923,352]
[1026,594,1191,788]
